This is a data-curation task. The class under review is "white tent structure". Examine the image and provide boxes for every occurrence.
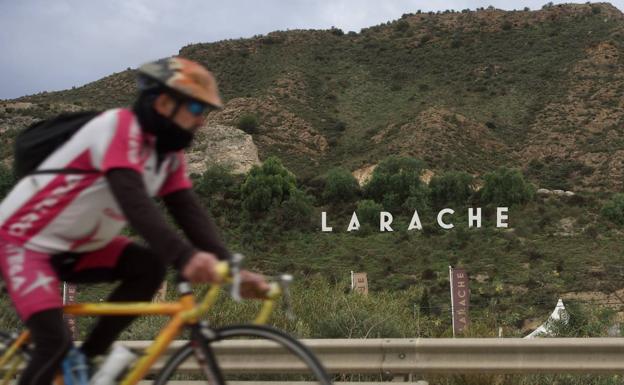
[524,298,568,338]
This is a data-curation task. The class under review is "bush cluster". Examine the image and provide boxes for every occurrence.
[364,156,429,211]
[322,167,360,204]
[480,167,534,206]
[601,193,624,226]
[429,171,474,207]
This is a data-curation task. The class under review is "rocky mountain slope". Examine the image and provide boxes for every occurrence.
[1,2,624,190]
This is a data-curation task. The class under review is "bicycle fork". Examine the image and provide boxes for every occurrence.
[189,323,225,385]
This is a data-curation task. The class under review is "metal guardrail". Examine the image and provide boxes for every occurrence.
[118,338,624,375]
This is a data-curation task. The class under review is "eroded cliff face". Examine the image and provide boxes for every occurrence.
[187,123,260,175]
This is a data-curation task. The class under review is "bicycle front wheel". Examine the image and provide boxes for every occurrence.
[0,331,31,382]
[154,324,332,385]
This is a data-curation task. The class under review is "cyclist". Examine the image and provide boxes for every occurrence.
[0,57,269,385]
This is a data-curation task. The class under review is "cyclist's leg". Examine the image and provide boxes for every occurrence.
[23,309,71,385]
[0,239,71,385]
[60,239,166,358]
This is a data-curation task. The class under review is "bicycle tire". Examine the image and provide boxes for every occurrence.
[154,324,332,385]
[0,331,30,359]
[0,330,30,381]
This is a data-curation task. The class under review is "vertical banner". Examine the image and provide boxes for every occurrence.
[449,266,470,337]
[63,282,80,340]
[351,272,369,295]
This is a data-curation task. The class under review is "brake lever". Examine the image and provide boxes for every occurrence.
[229,253,244,302]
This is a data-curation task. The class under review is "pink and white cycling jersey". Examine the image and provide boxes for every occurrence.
[0,108,192,254]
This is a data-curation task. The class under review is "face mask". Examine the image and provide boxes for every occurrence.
[154,121,194,153]
[133,92,196,153]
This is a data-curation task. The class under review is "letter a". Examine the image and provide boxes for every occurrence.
[408,210,422,230]
[347,212,360,232]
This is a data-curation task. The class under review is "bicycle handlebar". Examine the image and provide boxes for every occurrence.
[179,254,295,324]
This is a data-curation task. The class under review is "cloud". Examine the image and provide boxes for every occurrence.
[1,0,623,99]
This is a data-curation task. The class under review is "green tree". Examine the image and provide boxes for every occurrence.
[480,167,534,206]
[323,167,360,204]
[274,189,314,230]
[356,199,383,225]
[195,163,241,216]
[601,193,624,226]
[429,171,474,207]
[364,156,428,211]
[241,156,296,215]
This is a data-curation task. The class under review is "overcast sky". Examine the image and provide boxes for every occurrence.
[1,0,622,100]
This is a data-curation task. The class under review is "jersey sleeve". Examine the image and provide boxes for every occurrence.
[158,152,193,197]
[101,109,144,173]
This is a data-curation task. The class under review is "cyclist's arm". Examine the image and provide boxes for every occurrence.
[162,188,232,261]
[106,168,195,269]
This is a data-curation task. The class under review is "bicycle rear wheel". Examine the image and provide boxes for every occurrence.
[154,324,332,385]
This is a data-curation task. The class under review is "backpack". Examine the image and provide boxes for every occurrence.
[13,111,101,178]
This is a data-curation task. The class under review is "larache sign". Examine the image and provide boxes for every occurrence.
[321,207,509,232]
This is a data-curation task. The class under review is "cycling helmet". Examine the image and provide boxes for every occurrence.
[137,57,223,109]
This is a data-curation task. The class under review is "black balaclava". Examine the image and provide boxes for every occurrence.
[133,91,194,156]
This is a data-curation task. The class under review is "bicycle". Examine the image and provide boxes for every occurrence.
[0,256,332,385]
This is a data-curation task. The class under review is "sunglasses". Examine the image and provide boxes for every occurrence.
[186,100,210,116]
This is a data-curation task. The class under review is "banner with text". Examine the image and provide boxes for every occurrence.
[63,282,79,340]
[450,267,470,336]
[351,272,369,295]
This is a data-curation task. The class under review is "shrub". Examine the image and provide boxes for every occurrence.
[322,167,360,204]
[429,171,474,207]
[274,189,314,230]
[394,20,410,32]
[526,158,592,191]
[195,163,241,214]
[237,114,259,134]
[601,193,624,226]
[356,200,383,225]
[241,157,296,215]
[419,289,431,315]
[480,167,534,206]
[330,28,344,36]
[333,121,346,132]
[0,164,15,199]
[364,156,428,211]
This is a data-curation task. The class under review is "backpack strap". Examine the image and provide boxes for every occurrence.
[28,168,101,176]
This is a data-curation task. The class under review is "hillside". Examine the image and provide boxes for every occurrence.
[3,4,624,345]
[1,2,624,191]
